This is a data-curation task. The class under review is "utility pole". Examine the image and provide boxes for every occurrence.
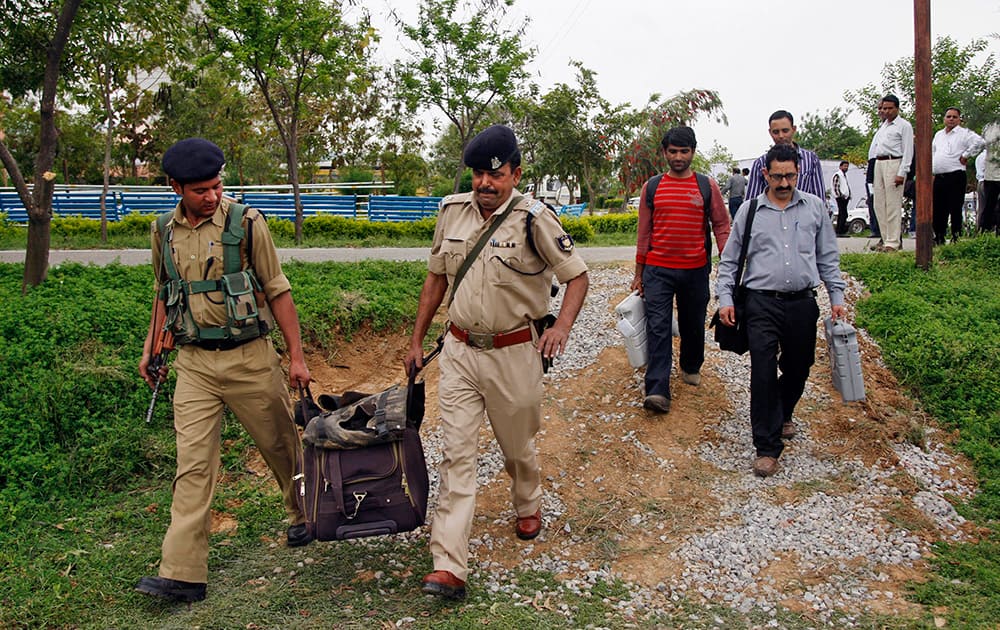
[914,0,933,269]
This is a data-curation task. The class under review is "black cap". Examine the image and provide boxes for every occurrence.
[463,125,519,170]
[161,138,225,183]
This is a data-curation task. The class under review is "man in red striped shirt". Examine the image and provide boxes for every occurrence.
[631,126,731,414]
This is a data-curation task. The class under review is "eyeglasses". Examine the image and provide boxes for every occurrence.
[768,172,798,183]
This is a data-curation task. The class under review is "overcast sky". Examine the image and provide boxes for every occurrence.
[365,0,999,160]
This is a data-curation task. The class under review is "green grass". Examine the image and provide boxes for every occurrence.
[842,235,1000,629]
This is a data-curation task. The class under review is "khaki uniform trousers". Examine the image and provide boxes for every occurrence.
[429,333,544,581]
[874,158,904,249]
[159,336,303,583]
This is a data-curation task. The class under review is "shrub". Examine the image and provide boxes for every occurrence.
[559,217,594,243]
[585,212,637,234]
[110,213,156,237]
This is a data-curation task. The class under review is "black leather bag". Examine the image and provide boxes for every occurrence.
[710,199,757,356]
[710,291,749,355]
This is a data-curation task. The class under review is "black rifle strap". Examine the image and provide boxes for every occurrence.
[447,195,522,307]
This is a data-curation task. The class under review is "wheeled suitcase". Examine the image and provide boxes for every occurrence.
[298,426,429,540]
[293,337,441,541]
[823,317,866,402]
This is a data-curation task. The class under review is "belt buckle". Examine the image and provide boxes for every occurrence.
[466,331,494,349]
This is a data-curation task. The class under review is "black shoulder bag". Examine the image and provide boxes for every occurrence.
[709,199,758,355]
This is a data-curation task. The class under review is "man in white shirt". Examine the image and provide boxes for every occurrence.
[979,121,1000,235]
[932,107,985,244]
[831,160,851,236]
[867,94,913,252]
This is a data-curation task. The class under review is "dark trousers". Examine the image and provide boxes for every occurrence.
[933,170,967,242]
[745,290,819,458]
[728,196,743,220]
[642,263,710,399]
[980,180,1000,233]
[835,197,850,234]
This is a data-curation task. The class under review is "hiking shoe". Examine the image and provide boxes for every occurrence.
[286,523,314,548]
[422,570,466,599]
[135,576,206,603]
[781,422,797,439]
[680,371,701,386]
[752,456,779,478]
[643,395,671,414]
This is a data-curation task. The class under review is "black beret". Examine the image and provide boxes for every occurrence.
[463,125,519,170]
[162,138,225,182]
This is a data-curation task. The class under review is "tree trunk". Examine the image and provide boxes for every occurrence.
[100,69,113,243]
[285,140,303,245]
[22,0,83,291]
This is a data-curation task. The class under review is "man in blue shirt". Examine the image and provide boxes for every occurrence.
[716,144,846,478]
[744,110,826,202]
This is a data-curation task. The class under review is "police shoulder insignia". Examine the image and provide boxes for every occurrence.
[527,200,545,216]
[556,233,574,251]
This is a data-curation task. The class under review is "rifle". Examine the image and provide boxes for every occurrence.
[144,304,176,423]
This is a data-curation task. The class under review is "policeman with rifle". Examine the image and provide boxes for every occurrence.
[135,138,313,603]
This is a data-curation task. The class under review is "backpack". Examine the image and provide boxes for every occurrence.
[156,203,269,346]
[645,172,715,267]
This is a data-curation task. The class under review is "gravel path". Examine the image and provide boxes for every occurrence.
[395,265,973,626]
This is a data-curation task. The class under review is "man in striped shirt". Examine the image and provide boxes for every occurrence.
[631,126,730,414]
[745,110,825,202]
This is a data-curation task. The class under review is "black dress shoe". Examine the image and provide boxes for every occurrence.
[287,523,314,547]
[135,576,206,602]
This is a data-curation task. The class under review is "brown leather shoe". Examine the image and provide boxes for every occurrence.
[421,570,466,599]
[752,456,779,478]
[643,395,671,414]
[781,422,797,439]
[515,509,542,540]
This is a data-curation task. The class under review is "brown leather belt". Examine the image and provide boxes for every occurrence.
[449,323,532,350]
[875,155,901,161]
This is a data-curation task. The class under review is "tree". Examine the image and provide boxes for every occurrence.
[845,36,1000,135]
[394,0,533,193]
[152,63,281,187]
[74,0,187,241]
[203,0,379,243]
[0,0,83,291]
[796,107,867,162]
[618,90,726,197]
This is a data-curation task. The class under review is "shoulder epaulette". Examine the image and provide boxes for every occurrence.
[526,199,547,216]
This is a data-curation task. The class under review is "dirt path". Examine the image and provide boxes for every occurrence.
[294,263,978,623]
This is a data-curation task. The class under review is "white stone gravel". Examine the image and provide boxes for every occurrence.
[353,265,976,624]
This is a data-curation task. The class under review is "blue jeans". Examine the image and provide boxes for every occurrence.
[642,264,711,399]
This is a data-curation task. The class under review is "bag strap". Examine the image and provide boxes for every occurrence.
[447,194,522,306]
[734,199,759,291]
[695,173,713,266]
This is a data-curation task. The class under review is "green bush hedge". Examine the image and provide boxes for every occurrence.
[559,217,595,243]
[583,212,637,234]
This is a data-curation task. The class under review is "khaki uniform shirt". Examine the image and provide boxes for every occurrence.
[151,198,291,329]
[429,190,588,333]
